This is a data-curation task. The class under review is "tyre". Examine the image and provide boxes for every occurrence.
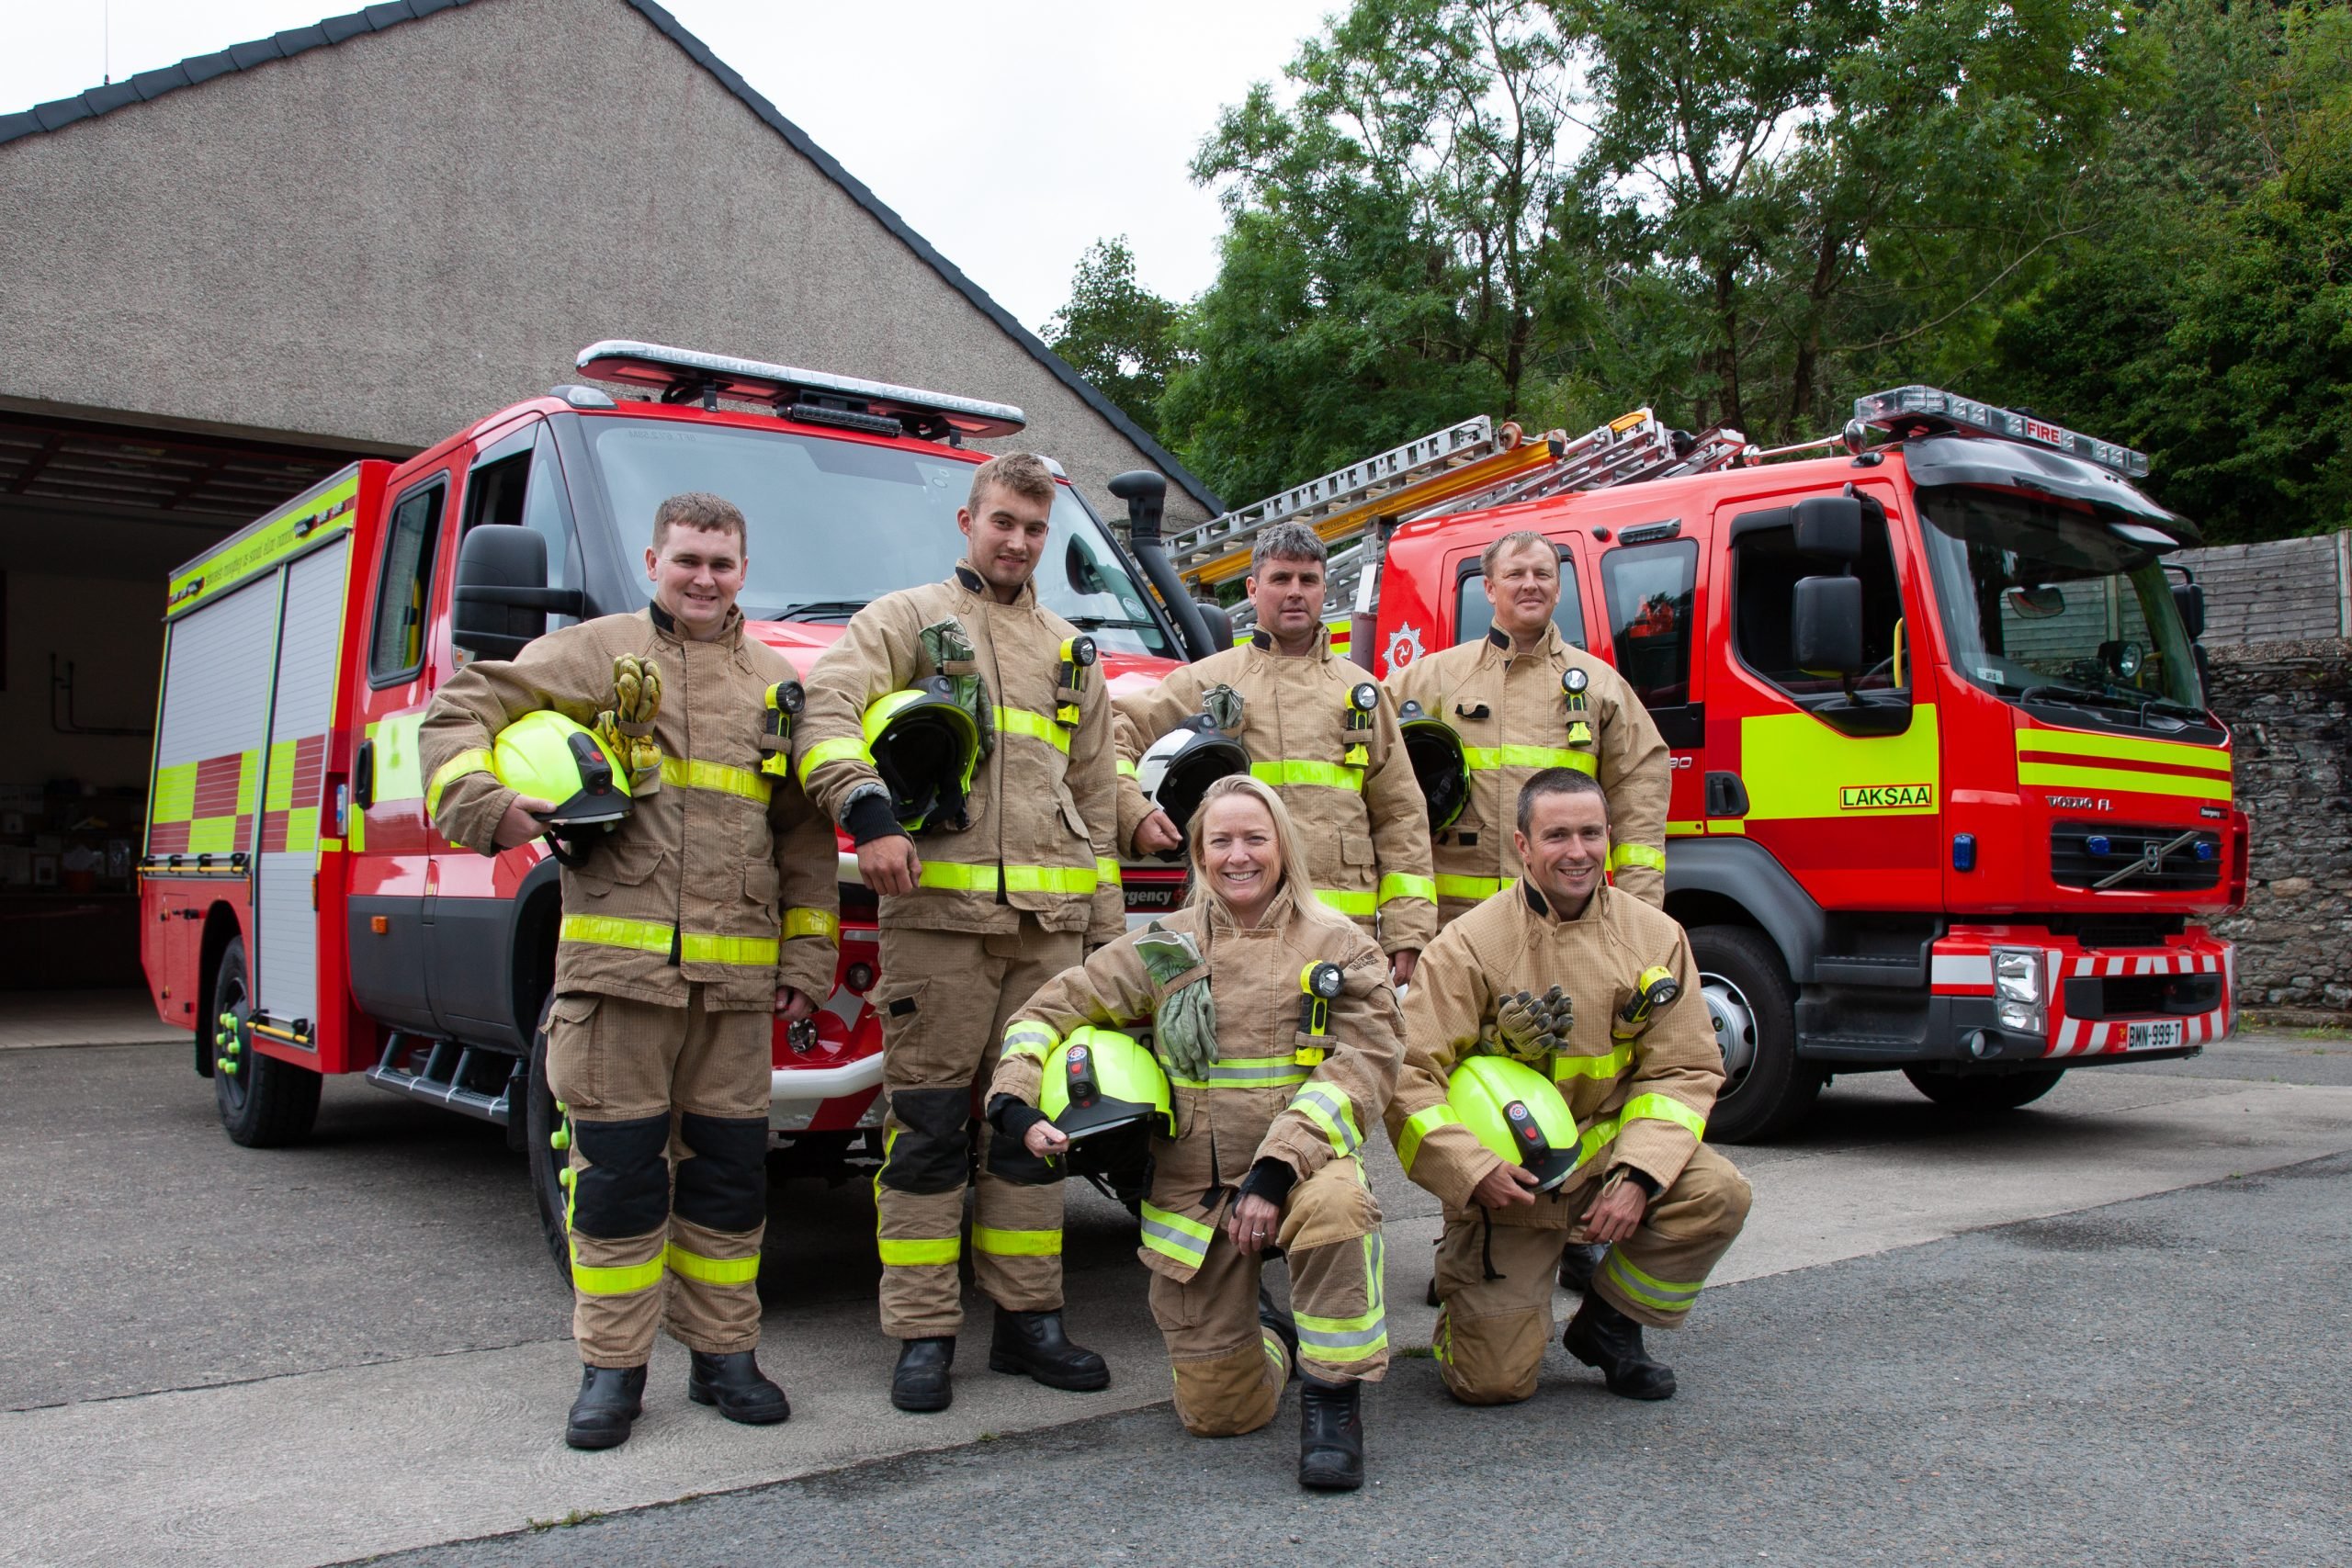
[210,934,322,1147]
[523,993,575,1280]
[1904,1066,2064,1112]
[1690,924,1817,1143]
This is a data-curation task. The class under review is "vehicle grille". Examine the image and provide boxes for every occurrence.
[2050,820,2222,892]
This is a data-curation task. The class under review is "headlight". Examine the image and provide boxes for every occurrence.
[1992,947,2046,1035]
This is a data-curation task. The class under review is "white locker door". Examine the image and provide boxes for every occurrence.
[254,539,351,1026]
[151,575,283,860]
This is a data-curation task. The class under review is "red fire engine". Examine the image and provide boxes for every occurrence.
[139,342,1200,1263]
[1166,389,2245,1140]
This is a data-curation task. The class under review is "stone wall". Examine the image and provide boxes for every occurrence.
[2207,638,2352,1013]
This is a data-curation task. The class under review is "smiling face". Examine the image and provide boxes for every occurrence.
[1248,555,1328,649]
[1195,790,1283,923]
[957,479,1053,600]
[1514,786,1611,918]
[1485,538,1560,642]
[644,523,746,639]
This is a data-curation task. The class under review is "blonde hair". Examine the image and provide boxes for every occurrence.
[1185,774,1350,927]
[967,452,1058,514]
[1480,529,1556,579]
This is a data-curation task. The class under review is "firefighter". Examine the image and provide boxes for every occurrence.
[1118,523,1436,985]
[794,452,1124,1412]
[1387,529,1670,919]
[422,491,838,1450]
[1387,768,1750,1406]
[987,774,1401,1490]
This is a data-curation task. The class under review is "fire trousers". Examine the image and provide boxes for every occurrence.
[1149,1157,1389,1438]
[543,985,772,1369]
[874,919,1081,1339]
[1431,1144,1750,1404]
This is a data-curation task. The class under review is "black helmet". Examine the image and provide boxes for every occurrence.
[1397,700,1470,829]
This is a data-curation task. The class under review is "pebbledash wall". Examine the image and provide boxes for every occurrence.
[2179,529,2352,1015]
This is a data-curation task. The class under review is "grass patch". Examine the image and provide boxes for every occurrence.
[527,1509,605,1532]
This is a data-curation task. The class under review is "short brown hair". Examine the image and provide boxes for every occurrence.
[1251,522,1329,573]
[1481,530,1556,579]
[967,452,1058,515]
[652,491,747,552]
[1517,767,1611,835]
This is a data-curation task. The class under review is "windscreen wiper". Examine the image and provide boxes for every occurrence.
[769,600,869,622]
[2017,684,2140,714]
[1066,615,1157,630]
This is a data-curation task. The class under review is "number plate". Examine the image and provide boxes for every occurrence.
[2125,1019,2185,1051]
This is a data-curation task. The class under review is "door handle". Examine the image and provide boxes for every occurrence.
[354,739,376,810]
[1703,771,1747,818]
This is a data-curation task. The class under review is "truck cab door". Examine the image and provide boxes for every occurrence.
[1597,524,1707,836]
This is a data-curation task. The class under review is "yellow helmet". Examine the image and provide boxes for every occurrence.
[1039,1027,1173,1144]
[491,711,632,829]
[862,677,982,831]
[1447,1055,1581,1191]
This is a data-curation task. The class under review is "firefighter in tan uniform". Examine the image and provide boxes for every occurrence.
[1388,768,1750,1405]
[989,774,1401,1490]
[795,452,1123,1412]
[1389,529,1669,919]
[423,491,837,1450]
[1119,522,1436,985]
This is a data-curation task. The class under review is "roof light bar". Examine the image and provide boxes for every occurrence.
[576,341,1025,440]
[1853,386,2149,479]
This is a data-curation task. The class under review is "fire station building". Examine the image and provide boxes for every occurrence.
[0,0,1216,987]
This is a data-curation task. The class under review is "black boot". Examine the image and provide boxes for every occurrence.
[890,1337,956,1412]
[1557,1242,1606,1294]
[1563,1293,1677,1400]
[564,1363,647,1450]
[1259,1282,1299,1380]
[988,1309,1110,1392]
[687,1349,790,1425]
[1297,1375,1364,1491]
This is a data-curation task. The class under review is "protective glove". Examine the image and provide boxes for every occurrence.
[1495,985,1573,1064]
[919,618,995,760]
[599,653,664,794]
[1136,923,1216,1082]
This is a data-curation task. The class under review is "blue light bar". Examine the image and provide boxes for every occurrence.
[1853,386,2149,479]
[577,341,1026,439]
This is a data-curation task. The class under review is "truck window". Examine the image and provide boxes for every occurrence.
[1600,539,1698,708]
[1454,548,1586,648]
[1732,513,1908,696]
[369,478,447,684]
[464,426,578,629]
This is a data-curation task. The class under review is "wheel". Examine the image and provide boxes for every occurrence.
[209,934,322,1146]
[1904,1066,2064,1111]
[1689,924,1817,1143]
[523,994,574,1281]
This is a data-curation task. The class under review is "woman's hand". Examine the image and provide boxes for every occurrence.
[1023,1118,1069,1160]
[1226,1193,1282,1256]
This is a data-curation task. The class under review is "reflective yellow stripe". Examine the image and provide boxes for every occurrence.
[1138,1201,1214,1268]
[797,734,873,786]
[1435,874,1505,901]
[2015,725,2235,772]
[1463,745,1597,774]
[679,932,779,966]
[2016,759,2232,803]
[1610,841,1667,872]
[1096,857,1123,889]
[917,860,1099,895]
[973,1224,1063,1258]
[559,914,674,956]
[152,761,198,825]
[785,907,839,942]
[1316,888,1375,917]
[1290,1084,1363,1158]
[1554,1043,1634,1080]
[1602,1248,1703,1311]
[1252,759,1363,791]
[1002,1021,1059,1064]
[1396,1103,1463,1174]
[1168,1056,1313,1089]
[1294,1249,1388,1365]
[1621,1091,1707,1139]
[424,749,493,817]
[1377,873,1435,906]
[664,1244,760,1285]
[1665,819,1704,837]
[877,1235,961,1267]
[992,705,1071,752]
[571,1255,665,1296]
[662,755,774,803]
[1116,758,1137,778]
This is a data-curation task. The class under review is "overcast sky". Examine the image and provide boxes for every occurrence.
[4,0,1336,330]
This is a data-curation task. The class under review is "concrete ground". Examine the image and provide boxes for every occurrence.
[4,1010,2348,1567]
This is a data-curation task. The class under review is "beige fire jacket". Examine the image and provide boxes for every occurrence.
[1114,628,1437,956]
[989,886,1402,1282]
[793,562,1123,943]
[1385,880,1720,1224]
[421,604,840,1012]
[1386,623,1669,913]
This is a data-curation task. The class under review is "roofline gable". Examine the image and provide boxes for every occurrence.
[0,0,1223,515]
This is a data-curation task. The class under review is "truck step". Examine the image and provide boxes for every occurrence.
[365,1032,519,1126]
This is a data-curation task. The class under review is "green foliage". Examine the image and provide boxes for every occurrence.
[1043,238,1185,442]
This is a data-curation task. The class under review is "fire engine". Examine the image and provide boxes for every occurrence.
[1163,389,2244,1140]
[139,341,1204,1266]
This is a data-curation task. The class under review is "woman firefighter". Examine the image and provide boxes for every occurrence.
[984,774,1403,1490]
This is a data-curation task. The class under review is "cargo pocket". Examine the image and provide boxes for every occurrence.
[742,860,781,922]
[1052,782,1091,843]
[544,992,605,1108]
[874,975,935,1081]
[566,835,665,901]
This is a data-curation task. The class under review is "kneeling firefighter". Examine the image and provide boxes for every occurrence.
[987,773,1403,1490]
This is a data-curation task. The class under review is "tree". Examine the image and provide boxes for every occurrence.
[1043,238,1185,441]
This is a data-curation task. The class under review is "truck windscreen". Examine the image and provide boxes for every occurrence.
[582,417,1177,658]
[1917,486,2205,725]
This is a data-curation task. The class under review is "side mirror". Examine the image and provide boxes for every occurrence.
[1107,469,1168,543]
[1792,575,1864,676]
[454,525,580,660]
[1192,599,1234,652]
[2173,581,2206,641]
[1792,495,1863,562]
